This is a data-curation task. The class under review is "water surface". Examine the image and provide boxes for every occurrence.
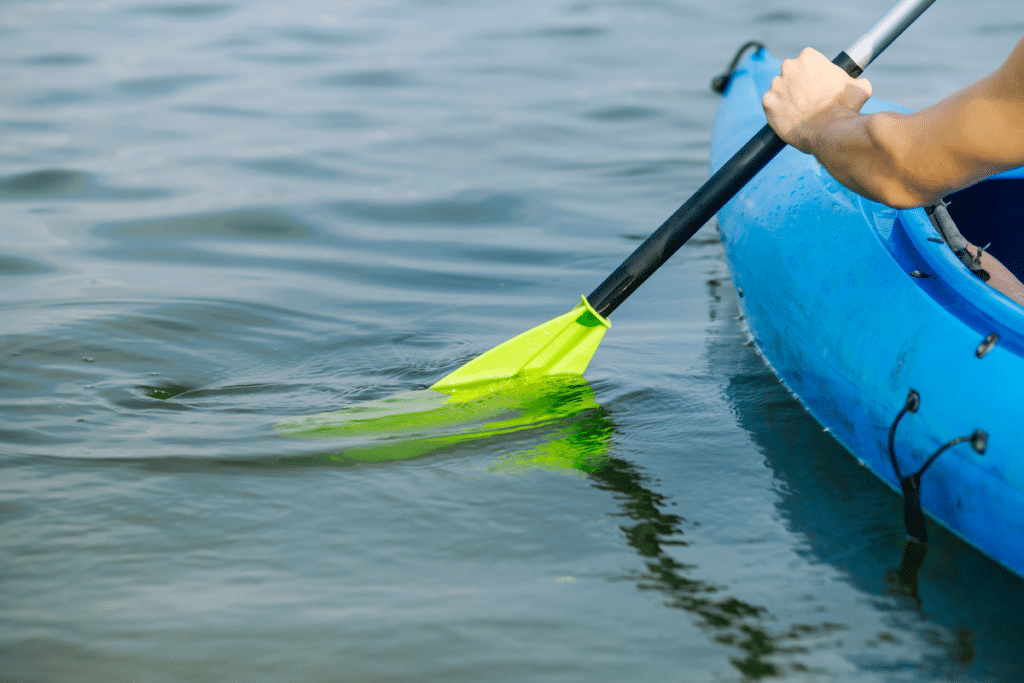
[3,0,1023,680]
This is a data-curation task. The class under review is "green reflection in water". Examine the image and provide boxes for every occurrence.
[276,375,612,468]
[278,376,810,677]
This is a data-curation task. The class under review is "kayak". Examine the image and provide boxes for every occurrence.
[710,49,1024,579]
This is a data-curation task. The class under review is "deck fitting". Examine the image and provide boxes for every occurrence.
[887,388,988,543]
[976,333,998,358]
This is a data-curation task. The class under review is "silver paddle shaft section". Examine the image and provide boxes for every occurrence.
[845,0,937,70]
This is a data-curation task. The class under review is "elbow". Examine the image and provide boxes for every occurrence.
[859,113,937,209]
[838,169,934,209]
[816,112,952,209]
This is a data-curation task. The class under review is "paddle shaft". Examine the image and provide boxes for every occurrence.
[586,0,937,318]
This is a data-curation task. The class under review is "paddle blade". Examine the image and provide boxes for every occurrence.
[275,375,613,472]
[431,295,611,392]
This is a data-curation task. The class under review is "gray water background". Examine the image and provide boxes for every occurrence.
[3,0,1023,680]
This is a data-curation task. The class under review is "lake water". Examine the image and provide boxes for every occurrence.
[3,0,1023,681]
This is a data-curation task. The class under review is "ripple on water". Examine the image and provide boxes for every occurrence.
[98,209,316,241]
[115,74,218,98]
[311,110,373,130]
[239,157,345,179]
[129,3,234,18]
[0,169,166,201]
[280,27,368,47]
[584,105,662,122]
[319,69,418,89]
[89,209,322,273]
[23,52,91,67]
[0,169,87,198]
[529,25,608,39]
[1,297,345,459]
[0,255,53,276]
[330,191,535,226]
[24,88,92,108]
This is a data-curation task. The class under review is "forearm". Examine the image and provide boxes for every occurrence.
[808,110,942,209]
[807,78,1022,209]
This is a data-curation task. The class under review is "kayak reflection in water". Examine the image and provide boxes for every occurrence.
[762,36,1024,305]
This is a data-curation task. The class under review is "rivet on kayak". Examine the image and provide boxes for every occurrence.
[737,286,743,298]
[909,270,929,278]
[976,333,998,358]
[971,429,988,455]
[904,388,920,413]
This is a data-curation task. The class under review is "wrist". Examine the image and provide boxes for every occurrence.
[804,105,862,157]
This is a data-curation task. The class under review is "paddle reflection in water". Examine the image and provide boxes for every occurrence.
[587,455,838,680]
[278,373,839,679]
[276,376,612,469]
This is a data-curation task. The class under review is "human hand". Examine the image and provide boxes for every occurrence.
[762,47,873,154]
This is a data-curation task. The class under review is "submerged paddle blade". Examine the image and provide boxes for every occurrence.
[431,295,610,392]
[275,375,613,471]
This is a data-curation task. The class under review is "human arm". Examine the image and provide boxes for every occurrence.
[762,38,1024,209]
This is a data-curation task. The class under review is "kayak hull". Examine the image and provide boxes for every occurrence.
[711,50,1024,579]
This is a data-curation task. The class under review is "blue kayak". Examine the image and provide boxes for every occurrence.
[711,49,1024,579]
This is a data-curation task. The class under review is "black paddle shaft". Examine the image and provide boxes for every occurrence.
[586,51,864,318]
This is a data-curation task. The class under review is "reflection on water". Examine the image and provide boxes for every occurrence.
[709,273,1024,679]
[278,369,832,678]
[277,375,613,467]
[590,454,827,680]
[888,539,929,606]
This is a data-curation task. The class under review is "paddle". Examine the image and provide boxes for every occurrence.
[432,0,937,393]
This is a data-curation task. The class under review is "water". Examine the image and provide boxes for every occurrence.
[3,0,1023,680]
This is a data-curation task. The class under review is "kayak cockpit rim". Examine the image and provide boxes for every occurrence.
[891,174,1024,360]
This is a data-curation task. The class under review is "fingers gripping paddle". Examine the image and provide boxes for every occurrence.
[433,0,936,394]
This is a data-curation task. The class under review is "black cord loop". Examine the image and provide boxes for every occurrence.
[711,41,767,94]
[887,388,987,543]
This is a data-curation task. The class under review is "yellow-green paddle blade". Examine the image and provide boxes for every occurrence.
[274,297,611,464]
[431,295,610,392]
[275,374,612,472]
